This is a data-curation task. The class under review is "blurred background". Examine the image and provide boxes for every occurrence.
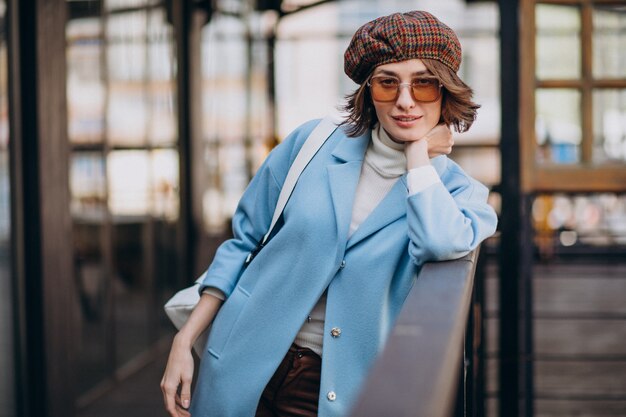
[0,0,625,416]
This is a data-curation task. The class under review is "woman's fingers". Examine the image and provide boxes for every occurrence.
[175,394,192,417]
[161,341,196,417]
[161,375,180,417]
[161,374,193,417]
[425,123,453,157]
[179,372,192,410]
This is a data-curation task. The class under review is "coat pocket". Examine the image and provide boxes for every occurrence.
[206,285,250,359]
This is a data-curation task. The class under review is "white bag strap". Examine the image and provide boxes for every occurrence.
[245,116,340,264]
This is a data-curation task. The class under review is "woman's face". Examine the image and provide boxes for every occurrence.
[370,59,442,143]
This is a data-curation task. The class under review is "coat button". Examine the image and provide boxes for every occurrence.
[339,260,346,269]
[330,327,341,338]
[327,391,337,401]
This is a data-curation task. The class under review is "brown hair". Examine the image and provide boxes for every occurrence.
[340,59,480,137]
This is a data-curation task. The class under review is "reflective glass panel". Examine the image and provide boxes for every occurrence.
[73,221,108,392]
[105,148,181,221]
[155,217,180,339]
[107,11,148,147]
[593,6,626,79]
[108,150,150,216]
[535,89,582,164]
[68,0,180,402]
[67,6,111,396]
[536,4,581,80]
[200,16,252,234]
[70,152,107,220]
[114,220,150,366]
[67,18,105,145]
[151,149,179,220]
[147,9,176,147]
[0,0,15,412]
[70,152,108,393]
[593,89,626,164]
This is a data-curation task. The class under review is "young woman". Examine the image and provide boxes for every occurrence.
[162,10,498,417]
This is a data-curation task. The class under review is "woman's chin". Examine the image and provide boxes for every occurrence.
[386,128,430,143]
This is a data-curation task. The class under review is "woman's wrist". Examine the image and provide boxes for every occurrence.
[405,139,430,169]
[173,330,195,350]
[173,293,222,350]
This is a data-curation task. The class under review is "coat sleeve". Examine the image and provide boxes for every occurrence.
[199,119,321,298]
[406,157,498,263]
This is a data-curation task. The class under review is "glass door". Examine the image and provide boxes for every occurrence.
[67,0,182,404]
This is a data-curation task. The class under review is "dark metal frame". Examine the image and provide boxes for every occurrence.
[173,0,196,333]
[498,1,535,417]
[9,0,75,416]
[7,0,27,414]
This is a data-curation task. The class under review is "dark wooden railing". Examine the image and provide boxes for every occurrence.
[349,249,482,417]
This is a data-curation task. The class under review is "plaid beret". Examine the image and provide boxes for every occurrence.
[344,11,462,84]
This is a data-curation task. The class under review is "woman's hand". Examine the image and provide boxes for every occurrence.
[161,334,195,417]
[404,124,453,170]
[160,293,223,417]
[423,123,453,158]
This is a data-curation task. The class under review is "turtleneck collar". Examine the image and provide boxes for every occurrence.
[364,124,407,178]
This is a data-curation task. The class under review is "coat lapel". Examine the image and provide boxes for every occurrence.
[346,175,407,250]
[327,131,369,245]
[345,155,449,250]
[326,131,450,250]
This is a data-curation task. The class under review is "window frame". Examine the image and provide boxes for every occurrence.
[520,0,626,192]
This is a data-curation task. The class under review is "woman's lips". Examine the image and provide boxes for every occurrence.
[391,115,422,127]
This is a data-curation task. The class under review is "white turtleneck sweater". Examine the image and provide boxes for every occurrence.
[293,125,440,356]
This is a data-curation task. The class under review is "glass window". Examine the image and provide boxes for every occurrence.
[536,4,581,80]
[67,18,105,145]
[67,13,110,398]
[593,5,626,79]
[67,0,180,402]
[535,89,582,164]
[113,219,151,366]
[73,220,108,391]
[593,89,626,164]
[200,15,270,234]
[147,10,176,147]
[107,11,149,147]
[525,1,626,190]
[70,152,107,219]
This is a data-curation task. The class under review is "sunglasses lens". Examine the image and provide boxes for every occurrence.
[370,78,398,102]
[412,80,440,102]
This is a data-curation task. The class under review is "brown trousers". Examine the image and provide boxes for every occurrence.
[255,344,321,417]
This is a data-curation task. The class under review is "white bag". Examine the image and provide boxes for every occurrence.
[164,277,208,355]
[163,116,340,356]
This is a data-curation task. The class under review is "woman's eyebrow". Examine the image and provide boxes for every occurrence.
[373,69,398,76]
[372,69,432,76]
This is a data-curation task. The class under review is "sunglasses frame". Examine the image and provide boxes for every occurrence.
[367,75,443,103]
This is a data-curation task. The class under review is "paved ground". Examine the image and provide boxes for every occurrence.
[78,352,170,417]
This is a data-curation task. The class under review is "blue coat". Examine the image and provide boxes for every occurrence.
[190,119,498,416]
